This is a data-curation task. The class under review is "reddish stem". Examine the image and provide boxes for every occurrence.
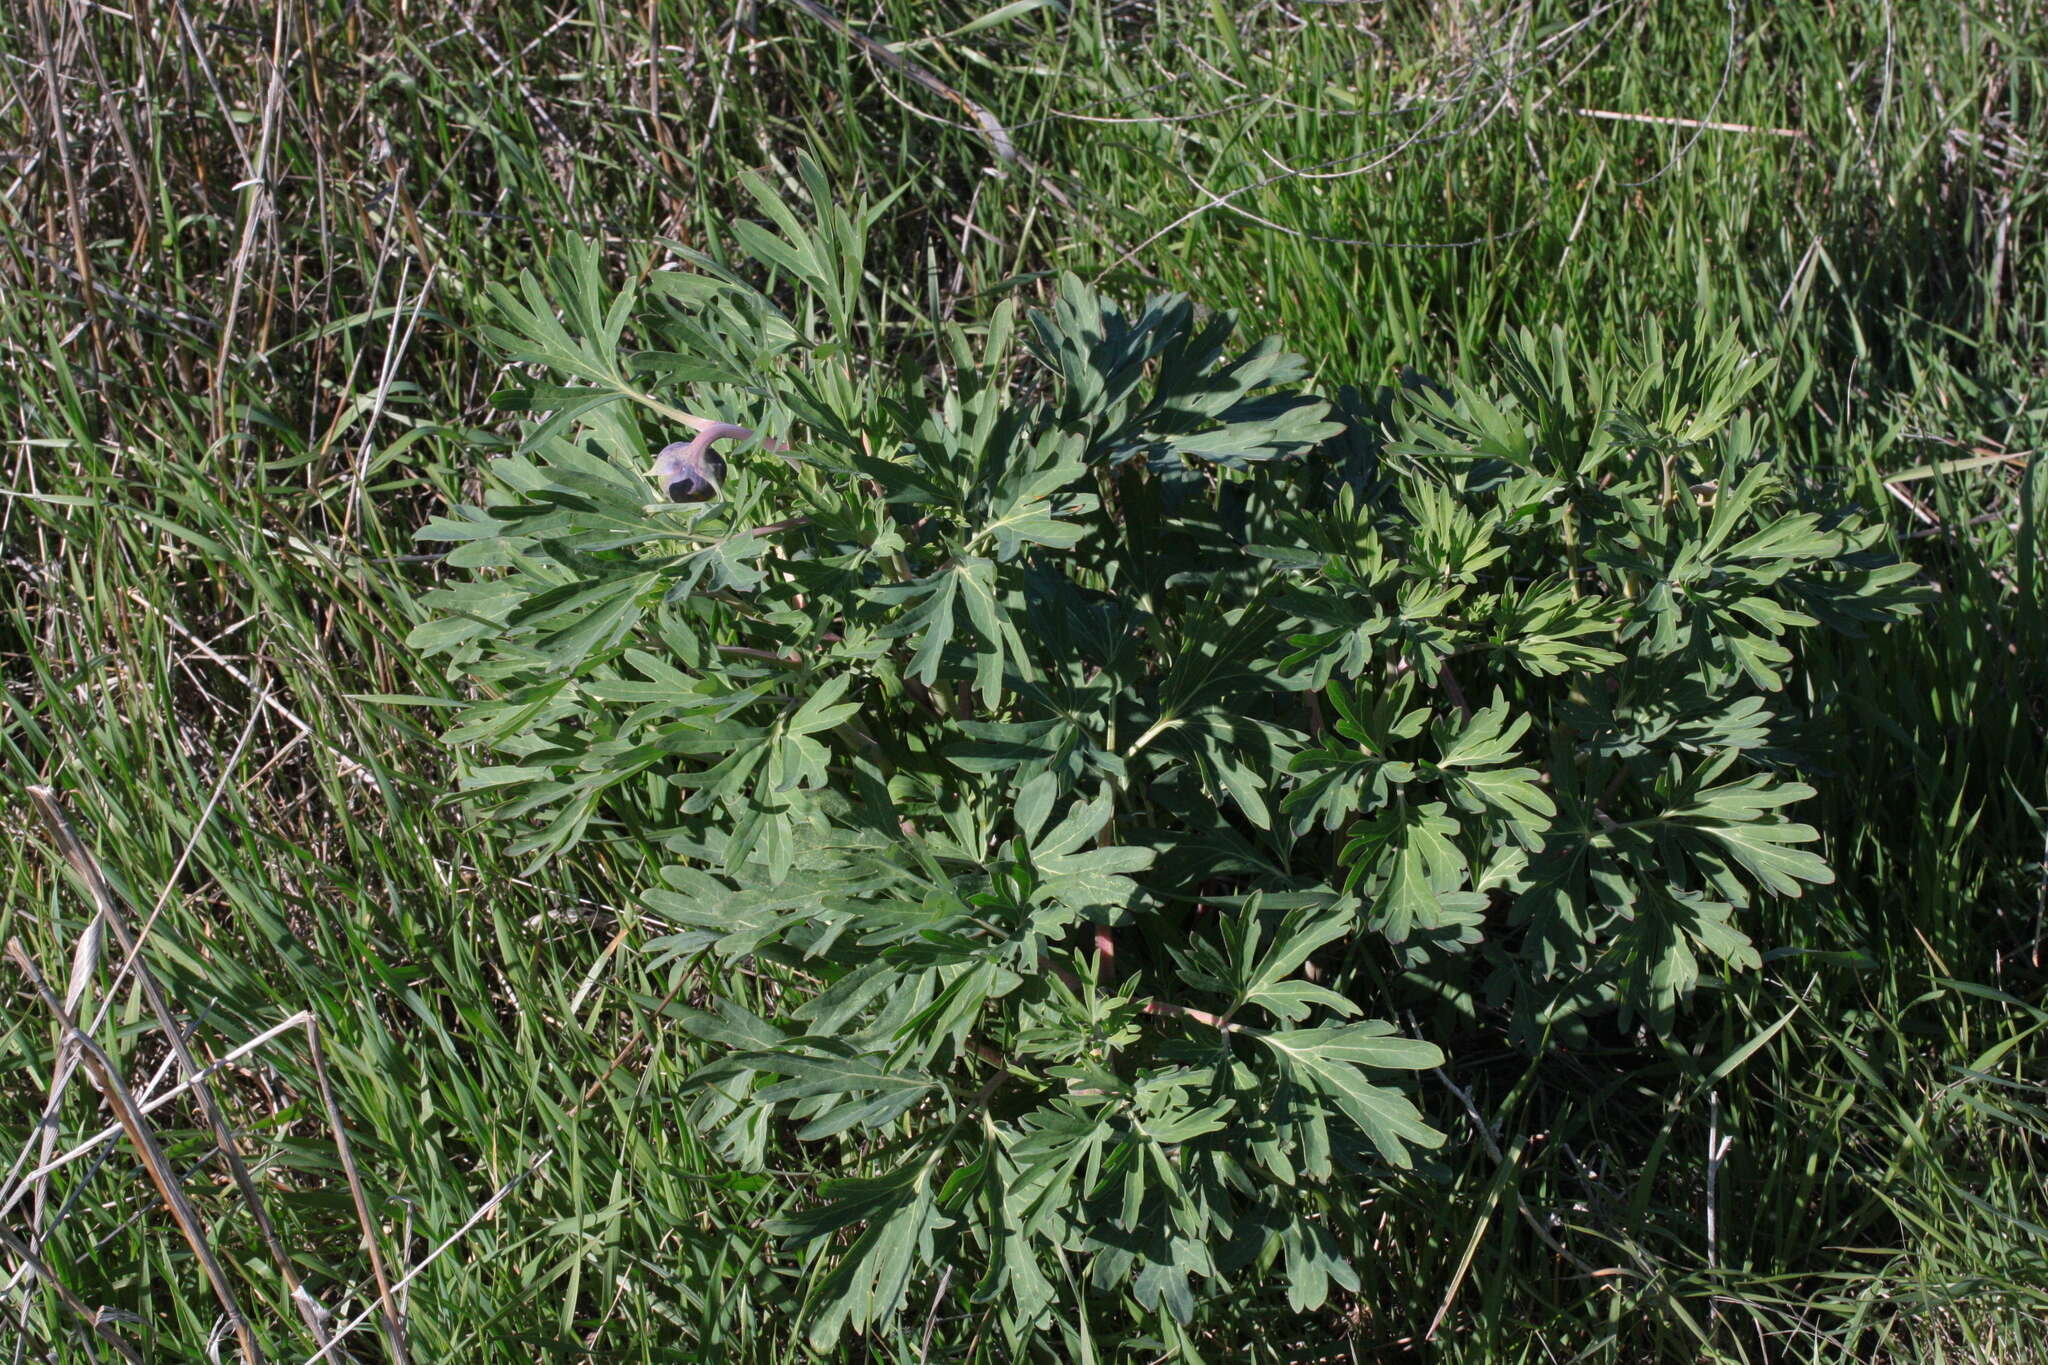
[1142,999,1234,1032]
[1094,925,1117,983]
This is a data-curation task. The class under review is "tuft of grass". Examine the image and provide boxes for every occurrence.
[1,1,2043,1359]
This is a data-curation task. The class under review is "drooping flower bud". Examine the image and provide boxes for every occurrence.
[650,423,752,502]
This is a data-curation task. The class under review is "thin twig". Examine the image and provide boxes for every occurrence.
[916,1263,956,1363]
[779,0,1016,163]
[1572,108,1805,140]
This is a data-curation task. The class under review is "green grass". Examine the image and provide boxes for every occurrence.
[2,0,2043,1359]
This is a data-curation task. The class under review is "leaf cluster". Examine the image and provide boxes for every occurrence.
[411,160,1923,1348]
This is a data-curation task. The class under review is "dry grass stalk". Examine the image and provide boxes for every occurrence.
[308,1019,411,1365]
[6,936,266,1365]
[0,1217,149,1365]
[13,786,105,1283]
[24,786,338,1356]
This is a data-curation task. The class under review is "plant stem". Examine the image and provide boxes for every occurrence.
[1142,998,1240,1033]
[1124,714,1179,759]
